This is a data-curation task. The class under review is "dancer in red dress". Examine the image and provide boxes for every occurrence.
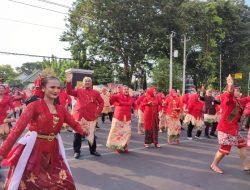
[157,92,167,133]
[25,74,44,105]
[12,89,26,118]
[165,89,182,144]
[0,85,14,126]
[141,87,161,148]
[0,76,88,190]
[0,85,14,141]
[183,93,204,140]
[59,87,72,109]
[210,75,250,174]
[106,86,134,153]
[135,90,146,135]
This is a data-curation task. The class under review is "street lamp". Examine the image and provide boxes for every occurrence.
[182,34,187,95]
[169,31,176,91]
[182,35,193,94]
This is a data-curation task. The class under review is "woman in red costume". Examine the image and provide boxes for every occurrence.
[106,86,133,153]
[0,85,14,126]
[243,102,250,147]
[141,87,161,148]
[0,85,14,141]
[59,87,72,109]
[135,90,146,135]
[210,75,250,174]
[12,89,26,118]
[0,76,88,190]
[183,93,204,140]
[165,89,182,144]
[157,92,166,133]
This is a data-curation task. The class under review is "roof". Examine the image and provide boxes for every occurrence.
[65,68,94,75]
[22,70,42,84]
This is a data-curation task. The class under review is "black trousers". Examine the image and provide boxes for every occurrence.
[204,122,217,136]
[25,95,40,105]
[14,108,23,118]
[187,123,202,137]
[73,133,97,154]
[245,115,250,129]
[101,112,113,123]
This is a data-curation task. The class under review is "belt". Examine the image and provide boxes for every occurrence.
[37,133,56,141]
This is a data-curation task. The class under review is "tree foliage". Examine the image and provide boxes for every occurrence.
[62,0,250,93]
[0,64,20,87]
[15,62,42,75]
[40,58,78,83]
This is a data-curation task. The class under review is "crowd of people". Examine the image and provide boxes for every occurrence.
[0,73,249,189]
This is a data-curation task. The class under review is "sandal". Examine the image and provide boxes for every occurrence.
[144,144,150,148]
[155,144,161,148]
[210,165,224,174]
[115,150,122,154]
[168,140,173,145]
[243,167,250,171]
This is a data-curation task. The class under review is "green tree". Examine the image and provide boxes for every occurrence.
[0,64,20,87]
[92,61,114,85]
[16,62,42,75]
[151,57,182,93]
[40,58,78,83]
[62,0,181,87]
[62,0,250,91]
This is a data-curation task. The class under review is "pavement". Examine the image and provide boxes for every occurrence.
[0,116,250,190]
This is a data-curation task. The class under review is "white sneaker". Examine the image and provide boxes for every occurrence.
[187,137,193,140]
[159,129,163,133]
[195,136,201,139]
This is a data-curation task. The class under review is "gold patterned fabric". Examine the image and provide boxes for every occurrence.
[106,118,131,151]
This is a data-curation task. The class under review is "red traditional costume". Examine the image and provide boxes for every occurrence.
[12,93,25,109]
[244,102,250,147]
[32,77,43,98]
[12,91,26,118]
[135,94,146,135]
[165,89,182,144]
[141,88,159,146]
[157,93,167,132]
[66,82,104,155]
[106,90,133,152]
[0,95,14,125]
[217,92,250,155]
[0,99,84,190]
[100,88,113,123]
[200,92,220,138]
[59,89,72,108]
[183,94,204,138]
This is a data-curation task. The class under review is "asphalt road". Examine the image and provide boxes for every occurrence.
[1,116,250,190]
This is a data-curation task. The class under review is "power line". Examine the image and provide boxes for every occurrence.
[35,0,71,9]
[8,0,68,15]
[0,51,75,60]
[0,17,65,30]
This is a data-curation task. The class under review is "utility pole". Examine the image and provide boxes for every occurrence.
[248,72,250,95]
[182,34,187,95]
[219,54,222,93]
[169,31,175,91]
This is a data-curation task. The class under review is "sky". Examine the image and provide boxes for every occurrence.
[0,0,250,70]
[0,0,74,69]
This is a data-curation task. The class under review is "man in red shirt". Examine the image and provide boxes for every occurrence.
[66,74,104,159]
